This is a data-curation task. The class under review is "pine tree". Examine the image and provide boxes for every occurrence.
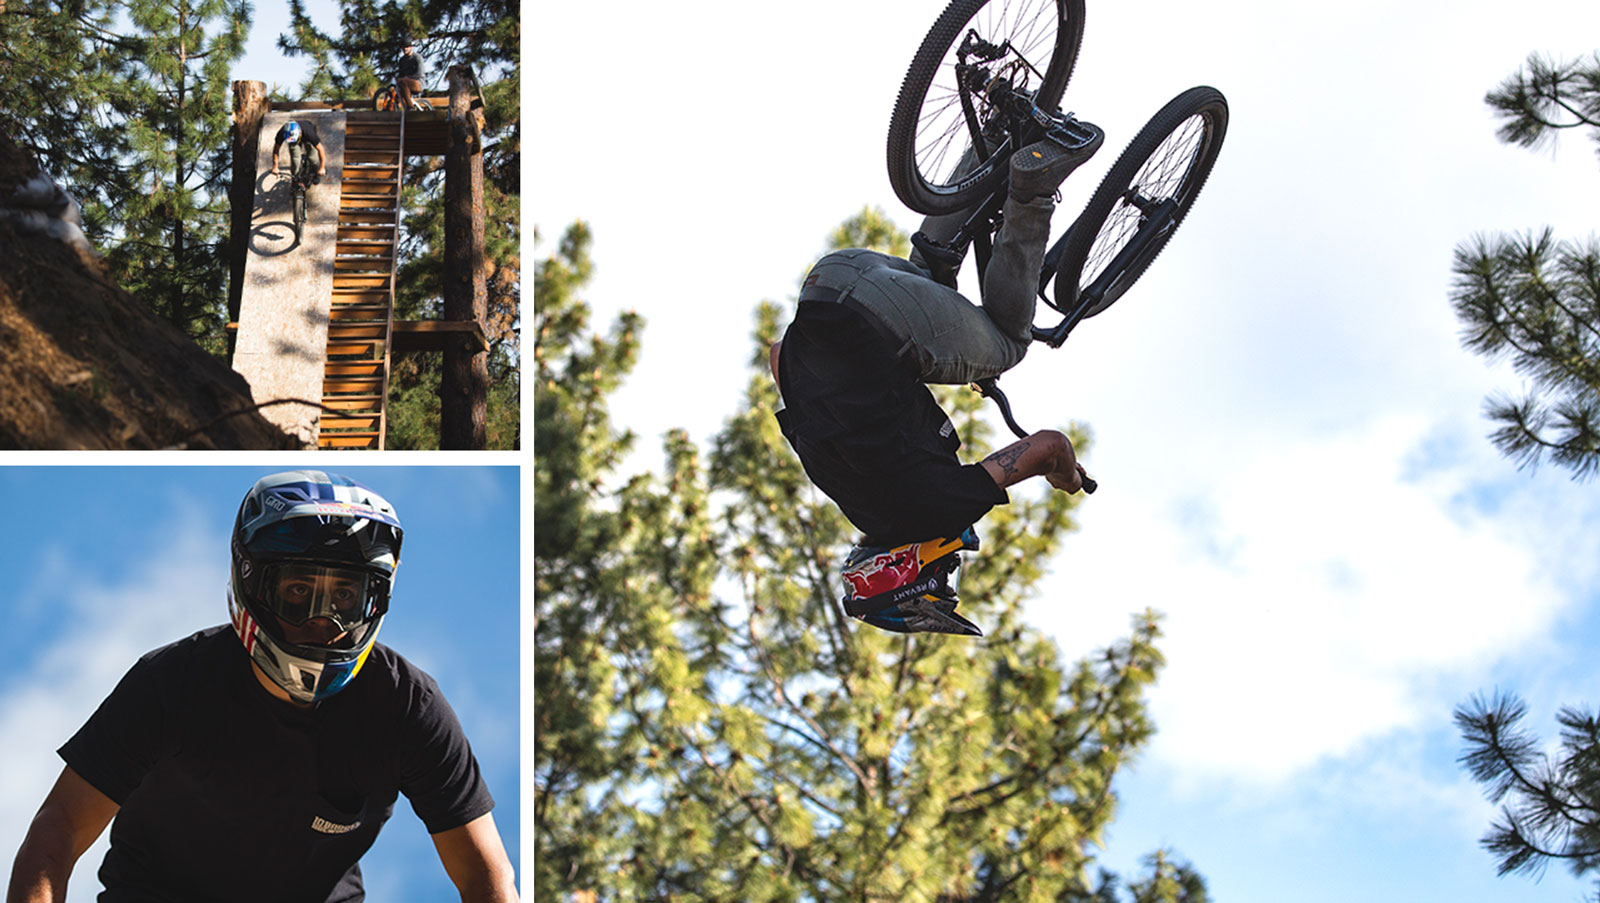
[0,1,135,241]
[535,211,1203,902]
[105,0,249,347]
[1450,52,1600,479]
[1456,693,1600,894]
[0,0,248,348]
[279,0,520,448]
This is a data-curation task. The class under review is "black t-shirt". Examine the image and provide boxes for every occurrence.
[274,120,322,147]
[59,626,494,903]
[776,298,1007,546]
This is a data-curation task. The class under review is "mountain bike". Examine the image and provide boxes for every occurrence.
[372,82,429,112]
[287,154,315,243]
[887,0,1228,458]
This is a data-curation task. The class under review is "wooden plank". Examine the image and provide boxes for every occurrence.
[342,165,398,181]
[326,361,385,378]
[318,433,381,448]
[344,151,399,165]
[342,180,397,195]
[329,306,390,321]
[321,415,382,431]
[326,342,380,357]
[337,208,397,218]
[334,241,394,256]
[336,223,394,236]
[321,395,384,411]
[332,274,389,289]
[329,324,387,340]
[330,292,389,307]
[333,258,393,272]
[324,377,385,394]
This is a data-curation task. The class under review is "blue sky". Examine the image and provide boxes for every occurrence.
[534,0,1600,900]
[0,467,520,901]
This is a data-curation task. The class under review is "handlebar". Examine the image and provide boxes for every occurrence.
[972,377,1097,495]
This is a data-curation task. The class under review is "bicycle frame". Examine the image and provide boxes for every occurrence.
[910,41,1108,350]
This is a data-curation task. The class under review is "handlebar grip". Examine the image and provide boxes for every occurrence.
[1080,475,1097,494]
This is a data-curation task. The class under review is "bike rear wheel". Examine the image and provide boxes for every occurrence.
[1050,85,1228,318]
[887,0,1085,215]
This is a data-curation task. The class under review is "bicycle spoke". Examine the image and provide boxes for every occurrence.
[912,0,1061,188]
[891,0,1082,214]
[1077,113,1206,288]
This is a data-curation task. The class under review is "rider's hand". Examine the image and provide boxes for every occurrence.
[1045,463,1087,494]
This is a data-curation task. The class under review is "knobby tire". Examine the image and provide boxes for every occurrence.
[1051,85,1228,317]
[887,0,1085,215]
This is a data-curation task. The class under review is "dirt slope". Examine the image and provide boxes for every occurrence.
[0,135,296,450]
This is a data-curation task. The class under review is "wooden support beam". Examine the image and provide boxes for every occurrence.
[440,65,488,450]
[391,320,490,355]
[228,81,267,361]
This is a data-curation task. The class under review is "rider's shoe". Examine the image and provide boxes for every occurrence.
[1009,118,1104,202]
[840,527,983,636]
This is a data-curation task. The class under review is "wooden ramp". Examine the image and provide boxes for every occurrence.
[232,110,346,448]
[318,111,405,449]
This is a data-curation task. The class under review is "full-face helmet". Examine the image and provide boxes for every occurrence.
[839,526,982,636]
[284,121,302,144]
[229,471,402,703]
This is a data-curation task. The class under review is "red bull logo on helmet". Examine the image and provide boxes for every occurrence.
[842,546,922,599]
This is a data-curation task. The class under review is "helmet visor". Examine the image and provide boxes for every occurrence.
[261,563,378,632]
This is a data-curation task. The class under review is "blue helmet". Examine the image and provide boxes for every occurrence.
[229,471,403,703]
[284,121,302,144]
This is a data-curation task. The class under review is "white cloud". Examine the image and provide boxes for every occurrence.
[0,510,218,903]
[1029,413,1596,786]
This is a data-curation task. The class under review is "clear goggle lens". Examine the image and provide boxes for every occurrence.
[264,563,374,630]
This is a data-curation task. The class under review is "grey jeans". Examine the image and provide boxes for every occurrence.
[800,191,1054,385]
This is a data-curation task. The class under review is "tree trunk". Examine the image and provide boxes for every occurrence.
[229,80,267,360]
[441,65,487,449]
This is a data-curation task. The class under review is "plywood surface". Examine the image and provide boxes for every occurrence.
[232,110,346,447]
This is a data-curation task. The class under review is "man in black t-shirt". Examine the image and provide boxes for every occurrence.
[271,119,326,185]
[771,128,1099,636]
[6,471,519,903]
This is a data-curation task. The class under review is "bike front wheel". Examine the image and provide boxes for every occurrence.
[887,0,1085,215]
[1051,85,1228,318]
[293,179,307,236]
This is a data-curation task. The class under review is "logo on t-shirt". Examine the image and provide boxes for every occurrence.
[311,815,362,835]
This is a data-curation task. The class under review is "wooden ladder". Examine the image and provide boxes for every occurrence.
[318,110,405,449]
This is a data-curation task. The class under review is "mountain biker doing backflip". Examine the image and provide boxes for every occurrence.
[271,119,326,184]
[771,122,1103,637]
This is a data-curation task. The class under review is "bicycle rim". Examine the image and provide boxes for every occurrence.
[887,0,1084,215]
[1053,86,1227,317]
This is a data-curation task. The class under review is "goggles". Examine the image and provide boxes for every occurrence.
[260,563,382,632]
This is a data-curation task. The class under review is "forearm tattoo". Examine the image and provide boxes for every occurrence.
[985,441,1030,480]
